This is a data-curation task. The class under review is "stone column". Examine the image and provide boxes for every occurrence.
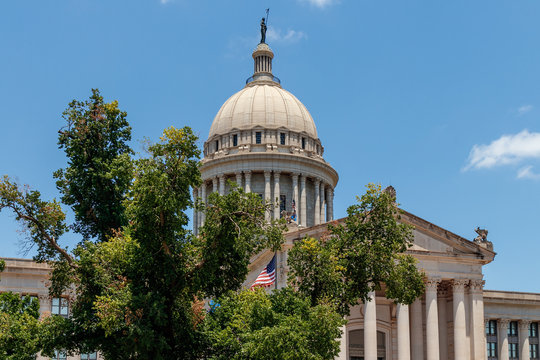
[212,177,218,193]
[244,171,252,193]
[300,175,307,226]
[499,319,510,360]
[264,171,272,222]
[200,183,206,227]
[292,173,299,221]
[425,278,441,360]
[397,303,411,360]
[337,324,347,360]
[470,280,486,360]
[364,291,377,360]
[219,175,225,195]
[235,171,242,188]
[193,187,198,236]
[320,183,326,223]
[452,279,468,360]
[519,320,531,360]
[273,172,281,220]
[38,294,51,317]
[437,285,448,360]
[410,299,424,360]
[314,179,321,225]
[327,187,334,221]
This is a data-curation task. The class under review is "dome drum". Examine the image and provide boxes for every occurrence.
[203,127,324,161]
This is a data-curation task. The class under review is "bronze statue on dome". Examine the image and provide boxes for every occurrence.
[260,18,267,43]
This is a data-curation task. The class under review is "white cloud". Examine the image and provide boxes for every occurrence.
[267,28,306,44]
[517,165,540,180]
[300,0,338,8]
[518,105,533,116]
[464,130,540,170]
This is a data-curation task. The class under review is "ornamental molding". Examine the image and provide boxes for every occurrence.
[469,279,485,292]
[519,320,531,330]
[498,319,511,328]
[451,279,469,293]
[425,278,441,290]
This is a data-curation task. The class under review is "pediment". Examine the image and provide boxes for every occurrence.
[400,210,495,264]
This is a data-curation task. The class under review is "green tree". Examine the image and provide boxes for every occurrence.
[288,184,425,316]
[201,288,345,360]
[54,88,133,242]
[0,292,42,360]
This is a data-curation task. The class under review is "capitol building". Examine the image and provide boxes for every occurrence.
[2,36,540,360]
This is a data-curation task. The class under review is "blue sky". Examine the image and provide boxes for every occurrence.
[1,0,540,292]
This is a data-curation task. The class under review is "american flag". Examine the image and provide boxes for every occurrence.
[251,254,276,288]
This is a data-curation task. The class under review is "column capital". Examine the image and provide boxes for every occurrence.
[425,277,441,291]
[244,171,252,178]
[292,172,300,178]
[498,318,511,329]
[273,171,280,179]
[437,283,449,298]
[519,320,531,330]
[300,174,306,183]
[263,170,272,178]
[469,279,485,293]
[218,174,225,180]
[451,279,469,293]
[314,177,321,185]
[235,171,243,176]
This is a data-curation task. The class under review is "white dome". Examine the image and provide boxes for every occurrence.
[208,84,318,139]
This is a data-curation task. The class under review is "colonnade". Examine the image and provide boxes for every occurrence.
[193,170,334,235]
[489,318,535,360]
[354,278,486,360]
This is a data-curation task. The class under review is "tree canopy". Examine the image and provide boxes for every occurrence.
[0,89,424,360]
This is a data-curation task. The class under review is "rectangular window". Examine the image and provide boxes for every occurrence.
[531,344,539,359]
[301,137,306,149]
[487,342,497,357]
[233,134,238,147]
[530,323,538,338]
[280,133,285,145]
[81,353,97,360]
[53,350,67,360]
[509,321,518,336]
[486,320,497,335]
[256,132,262,144]
[279,195,286,215]
[509,343,519,358]
[51,297,69,317]
[215,140,219,152]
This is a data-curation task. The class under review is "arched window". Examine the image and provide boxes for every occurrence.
[348,329,386,360]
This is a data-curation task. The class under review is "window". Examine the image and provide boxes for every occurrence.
[51,297,68,317]
[52,350,67,360]
[81,353,97,360]
[233,134,238,147]
[279,195,286,215]
[531,344,539,359]
[509,321,518,336]
[301,137,306,149]
[215,140,219,152]
[530,323,538,337]
[255,132,262,144]
[487,342,497,357]
[280,133,285,145]
[509,343,519,359]
[486,320,497,335]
